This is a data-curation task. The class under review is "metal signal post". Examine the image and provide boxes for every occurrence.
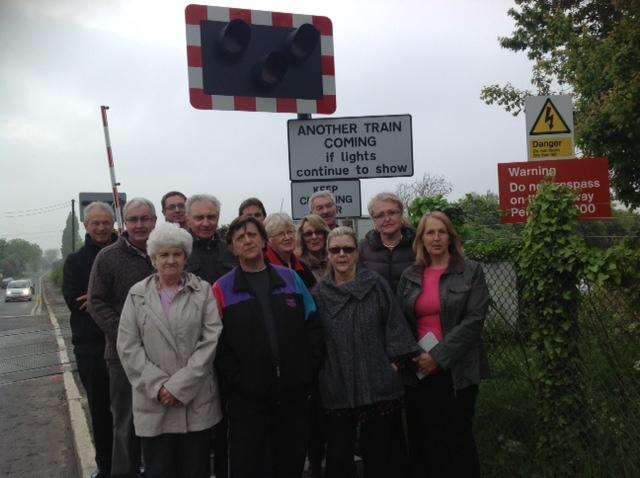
[99,106,125,233]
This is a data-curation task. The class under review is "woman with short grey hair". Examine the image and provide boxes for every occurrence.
[360,191,415,292]
[117,222,223,478]
[264,212,316,288]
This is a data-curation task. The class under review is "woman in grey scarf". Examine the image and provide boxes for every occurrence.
[312,226,419,478]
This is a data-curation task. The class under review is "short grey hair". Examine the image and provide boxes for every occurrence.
[308,191,335,213]
[186,194,221,215]
[147,222,193,259]
[367,192,404,217]
[264,212,294,237]
[83,201,115,224]
[123,197,156,218]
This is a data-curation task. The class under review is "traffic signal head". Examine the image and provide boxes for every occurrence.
[185,5,336,114]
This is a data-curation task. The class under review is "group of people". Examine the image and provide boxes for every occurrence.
[62,189,490,478]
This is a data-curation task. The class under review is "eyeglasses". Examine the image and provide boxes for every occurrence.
[125,216,155,224]
[328,246,357,255]
[302,230,325,239]
[372,210,402,222]
[272,230,295,239]
[166,204,185,211]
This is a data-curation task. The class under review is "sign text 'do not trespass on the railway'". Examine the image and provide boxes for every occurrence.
[287,114,413,181]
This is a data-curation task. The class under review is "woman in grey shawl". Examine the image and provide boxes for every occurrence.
[312,226,419,478]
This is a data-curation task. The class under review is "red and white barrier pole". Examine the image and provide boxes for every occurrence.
[100,105,124,233]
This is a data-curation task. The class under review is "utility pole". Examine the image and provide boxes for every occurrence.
[100,106,125,233]
[71,199,76,252]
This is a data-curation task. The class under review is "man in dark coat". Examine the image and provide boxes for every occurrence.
[63,201,117,478]
[88,197,157,478]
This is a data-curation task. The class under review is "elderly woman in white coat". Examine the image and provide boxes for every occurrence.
[117,223,223,478]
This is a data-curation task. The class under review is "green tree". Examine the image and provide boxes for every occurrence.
[481,0,640,207]
[0,239,43,277]
[60,210,81,260]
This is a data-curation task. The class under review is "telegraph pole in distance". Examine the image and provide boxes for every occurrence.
[100,106,125,233]
[71,199,76,253]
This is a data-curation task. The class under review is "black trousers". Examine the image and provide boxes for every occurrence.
[76,353,113,473]
[307,389,326,476]
[141,428,212,478]
[406,372,480,478]
[108,362,141,478]
[228,393,310,478]
[213,415,228,478]
[324,405,408,478]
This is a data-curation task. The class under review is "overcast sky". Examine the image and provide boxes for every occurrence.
[0,0,534,252]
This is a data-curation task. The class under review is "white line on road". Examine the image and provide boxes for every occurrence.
[41,278,95,477]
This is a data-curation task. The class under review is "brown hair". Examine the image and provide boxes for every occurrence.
[413,211,463,266]
[238,197,266,217]
[297,214,330,255]
[226,215,268,245]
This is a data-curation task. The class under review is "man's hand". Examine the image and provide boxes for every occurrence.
[158,386,182,407]
[413,352,440,376]
[76,294,88,312]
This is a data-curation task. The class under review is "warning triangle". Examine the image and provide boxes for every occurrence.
[529,98,571,135]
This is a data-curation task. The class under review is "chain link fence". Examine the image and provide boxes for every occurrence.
[476,262,640,477]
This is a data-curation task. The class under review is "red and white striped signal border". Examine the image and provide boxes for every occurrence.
[185,4,336,114]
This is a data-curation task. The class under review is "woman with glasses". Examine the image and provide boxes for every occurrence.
[297,214,331,282]
[397,211,489,477]
[359,192,415,292]
[264,212,317,288]
[312,226,419,478]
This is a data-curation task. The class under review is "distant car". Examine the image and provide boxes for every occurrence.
[1,277,14,289]
[5,279,34,302]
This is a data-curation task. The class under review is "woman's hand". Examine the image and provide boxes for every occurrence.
[390,362,399,372]
[413,352,440,375]
[158,386,182,407]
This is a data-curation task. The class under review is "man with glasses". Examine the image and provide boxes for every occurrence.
[63,201,117,478]
[309,191,339,229]
[238,197,267,223]
[161,191,187,228]
[88,197,157,478]
[359,192,416,292]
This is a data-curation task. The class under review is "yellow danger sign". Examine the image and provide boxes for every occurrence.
[529,98,571,135]
[529,137,574,159]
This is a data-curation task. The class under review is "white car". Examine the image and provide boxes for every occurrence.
[4,279,35,302]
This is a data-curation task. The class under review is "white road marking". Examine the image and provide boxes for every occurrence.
[41,277,95,477]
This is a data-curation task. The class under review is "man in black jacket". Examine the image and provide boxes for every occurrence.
[63,201,117,478]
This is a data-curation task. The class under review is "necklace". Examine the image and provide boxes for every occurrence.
[382,238,400,249]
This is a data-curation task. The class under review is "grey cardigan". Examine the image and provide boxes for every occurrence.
[312,268,419,410]
[117,272,223,437]
[397,258,490,390]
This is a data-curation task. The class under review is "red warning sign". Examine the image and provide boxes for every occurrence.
[498,157,612,224]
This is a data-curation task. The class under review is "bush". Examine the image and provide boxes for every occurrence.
[50,263,63,289]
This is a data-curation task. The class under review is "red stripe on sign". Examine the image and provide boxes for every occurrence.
[316,95,337,114]
[234,96,256,111]
[321,56,335,75]
[187,46,203,67]
[185,4,207,25]
[276,98,297,113]
[189,89,213,109]
[272,12,293,28]
[229,8,252,24]
[312,16,332,35]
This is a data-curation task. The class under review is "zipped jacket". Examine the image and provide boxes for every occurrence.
[397,258,490,390]
[212,264,324,400]
[359,227,416,292]
[117,272,223,436]
[186,233,236,285]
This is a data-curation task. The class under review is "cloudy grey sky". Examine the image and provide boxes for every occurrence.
[0,0,533,252]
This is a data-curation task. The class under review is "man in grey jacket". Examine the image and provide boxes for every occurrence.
[88,198,156,478]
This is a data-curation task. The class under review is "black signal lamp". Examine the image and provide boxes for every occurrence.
[217,18,251,59]
[253,51,288,90]
[285,23,320,64]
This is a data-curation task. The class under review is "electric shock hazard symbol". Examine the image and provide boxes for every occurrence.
[529,98,571,135]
